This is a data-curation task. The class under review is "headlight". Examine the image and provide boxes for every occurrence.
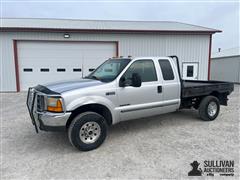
[47,97,63,113]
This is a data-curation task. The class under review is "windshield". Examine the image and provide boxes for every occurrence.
[86,59,131,82]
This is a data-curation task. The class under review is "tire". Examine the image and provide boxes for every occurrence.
[68,111,108,151]
[198,96,220,121]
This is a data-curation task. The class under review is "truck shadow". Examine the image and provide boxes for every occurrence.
[23,109,201,152]
[108,109,200,136]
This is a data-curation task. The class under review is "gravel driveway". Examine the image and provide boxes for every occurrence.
[1,85,239,179]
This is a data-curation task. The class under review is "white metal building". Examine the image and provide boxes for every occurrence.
[0,18,221,92]
[211,47,240,83]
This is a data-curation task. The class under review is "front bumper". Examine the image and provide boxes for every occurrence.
[26,88,71,132]
[38,112,71,132]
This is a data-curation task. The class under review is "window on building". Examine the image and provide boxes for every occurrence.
[57,68,66,72]
[123,60,157,82]
[40,68,49,72]
[73,68,81,72]
[89,68,95,72]
[23,68,33,72]
[158,60,174,80]
[187,65,194,77]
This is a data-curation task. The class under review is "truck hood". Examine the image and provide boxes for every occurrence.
[42,78,104,93]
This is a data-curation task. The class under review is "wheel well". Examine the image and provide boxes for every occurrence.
[181,91,225,109]
[66,104,113,129]
[210,91,220,98]
[210,91,228,105]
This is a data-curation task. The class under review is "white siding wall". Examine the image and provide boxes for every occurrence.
[211,56,240,83]
[0,31,210,91]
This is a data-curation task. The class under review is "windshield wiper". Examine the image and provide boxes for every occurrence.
[91,76,100,80]
[84,75,101,81]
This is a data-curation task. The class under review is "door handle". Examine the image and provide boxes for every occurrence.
[157,86,162,93]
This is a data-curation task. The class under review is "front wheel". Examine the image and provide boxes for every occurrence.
[68,112,108,151]
[198,96,220,121]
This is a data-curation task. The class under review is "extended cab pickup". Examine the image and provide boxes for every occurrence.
[27,56,234,151]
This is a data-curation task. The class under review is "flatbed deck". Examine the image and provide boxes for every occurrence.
[182,80,234,98]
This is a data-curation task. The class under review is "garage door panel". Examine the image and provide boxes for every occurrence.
[18,41,116,90]
[20,58,84,65]
[19,52,85,59]
[20,67,83,86]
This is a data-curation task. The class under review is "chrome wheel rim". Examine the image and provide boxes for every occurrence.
[79,121,101,144]
[207,101,217,117]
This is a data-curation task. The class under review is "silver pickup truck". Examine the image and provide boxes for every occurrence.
[27,56,234,151]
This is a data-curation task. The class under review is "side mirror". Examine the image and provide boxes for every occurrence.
[119,73,142,87]
[119,76,126,87]
[131,73,142,87]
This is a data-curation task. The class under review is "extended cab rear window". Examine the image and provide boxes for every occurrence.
[158,59,175,80]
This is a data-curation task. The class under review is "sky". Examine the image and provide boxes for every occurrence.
[1,0,239,52]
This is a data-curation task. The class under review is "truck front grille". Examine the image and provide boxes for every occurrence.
[37,95,45,112]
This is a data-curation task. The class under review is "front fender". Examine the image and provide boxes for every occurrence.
[66,96,119,124]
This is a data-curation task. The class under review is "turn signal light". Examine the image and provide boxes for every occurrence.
[47,98,63,112]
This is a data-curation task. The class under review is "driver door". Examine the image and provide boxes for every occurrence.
[117,59,164,121]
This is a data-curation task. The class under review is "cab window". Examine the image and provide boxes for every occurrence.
[123,60,157,82]
[158,59,175,80]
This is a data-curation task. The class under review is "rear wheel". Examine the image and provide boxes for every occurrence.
[198,96,220,121]
[68,112,108,151]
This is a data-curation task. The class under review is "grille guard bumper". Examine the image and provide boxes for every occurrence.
[26,88,39,133]
[26,87,71,133]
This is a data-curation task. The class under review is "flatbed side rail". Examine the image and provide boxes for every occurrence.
[182,81,234,98]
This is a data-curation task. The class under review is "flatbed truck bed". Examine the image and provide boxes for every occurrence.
[168,56,234,107]
[180,80,234,108]
[182,80,234,98]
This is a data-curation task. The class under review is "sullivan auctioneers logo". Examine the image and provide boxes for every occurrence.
[188,160,234,177]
